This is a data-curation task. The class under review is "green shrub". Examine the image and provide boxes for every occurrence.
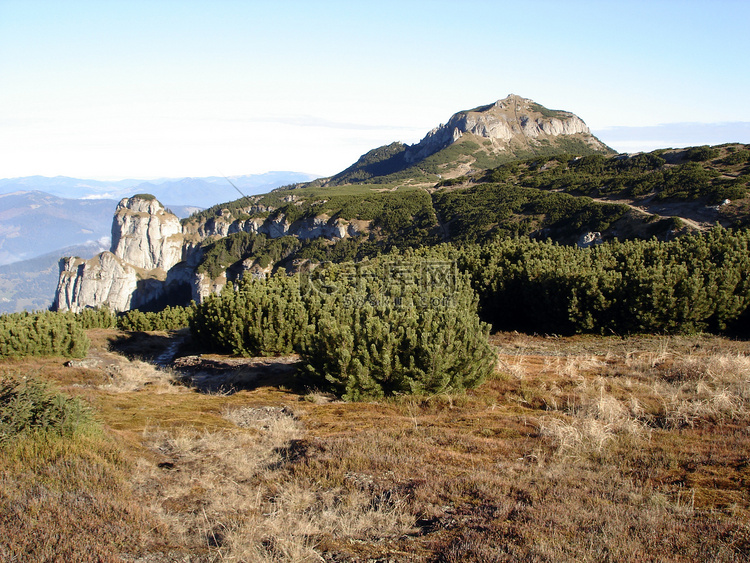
[686,146,720,162]
[0,311,89,358]
[117,305,195,332]
[0,374,95,443]
[190,273,308,356]
[721,149,750,165]
[298,256,496,400]
[456,227,750,335]
[77,307,116,329]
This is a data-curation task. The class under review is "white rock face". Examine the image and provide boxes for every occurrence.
[111,196,184,271]
[55,195,189,313]
[578,231,603,248]
[54,252,139,313]
[521,115,590,138]
[406,94,606,162]
[193,212,365,243]
[192,271,227,303]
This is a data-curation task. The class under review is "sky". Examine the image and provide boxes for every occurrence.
[1,0,749,181]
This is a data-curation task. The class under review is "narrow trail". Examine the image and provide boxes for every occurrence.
[588,196,715,232]
[153,333,187,368]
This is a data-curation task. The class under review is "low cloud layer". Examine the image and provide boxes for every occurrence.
[594,122,750,153]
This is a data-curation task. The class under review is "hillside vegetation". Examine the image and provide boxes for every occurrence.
[3,126,750,559]
[179,144,750,280]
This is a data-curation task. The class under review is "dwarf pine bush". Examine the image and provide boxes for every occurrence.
[457,227,750,335]
[0,311,89,358]
[117,304,195,332]
[0,374,95,443]
[298,256,496,400]
[191,272,308,356]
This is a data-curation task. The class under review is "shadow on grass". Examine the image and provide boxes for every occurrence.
[108,331,178,362]
[108,329,317,396]
[171,354,306,395]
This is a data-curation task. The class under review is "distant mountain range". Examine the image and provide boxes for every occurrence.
[0,171,320,208]
[0,239,110,313]
[0,192,117,266]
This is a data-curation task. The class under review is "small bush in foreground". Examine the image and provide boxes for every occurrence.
[0,373,157,561]
[0,373,94,442]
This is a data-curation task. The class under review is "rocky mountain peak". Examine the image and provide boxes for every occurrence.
[115,194,166,215]
[406,94,610,162]
[111,194,183,272]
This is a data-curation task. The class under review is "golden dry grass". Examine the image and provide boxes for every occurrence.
[2,330,750,561]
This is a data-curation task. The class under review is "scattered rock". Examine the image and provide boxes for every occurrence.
[578,231,603,248]
[64,358,102,369]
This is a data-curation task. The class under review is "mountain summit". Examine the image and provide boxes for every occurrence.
[407,94,610,161]
[324,94,613,186]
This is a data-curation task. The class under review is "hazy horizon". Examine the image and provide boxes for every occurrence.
[2,0,748,181]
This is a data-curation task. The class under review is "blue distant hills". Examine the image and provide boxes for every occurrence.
[0,171,320,208]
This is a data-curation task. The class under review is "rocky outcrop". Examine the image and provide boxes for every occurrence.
[192,271,227,304]
[55,195,189,313]
[54,194,371,312]
[184,211,369,242]
[406,94,610,162]
[111,196,183,271]
[577,231,603,248]
[54,252,139,313]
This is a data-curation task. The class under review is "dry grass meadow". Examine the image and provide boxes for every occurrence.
[2,328,750,561]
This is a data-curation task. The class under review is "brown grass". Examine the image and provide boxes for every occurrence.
[2,330,750,561]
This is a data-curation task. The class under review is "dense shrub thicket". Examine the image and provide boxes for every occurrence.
[190,254,497,399]
[116,305,195,332]
[0,311,90,358]
[432,183,628,243]
[491,146,750,204]
[197,232,302,279]
[457,227,750,335]
[0,303,196,359]
[297,257,496,400]
[189,227,750,397]
[191,273,308,357]
[77,307,116,329]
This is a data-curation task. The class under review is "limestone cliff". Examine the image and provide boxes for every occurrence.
[54,195,189,313]
[53,252,139,313]
[111,195,183,271]
[53,194,367,312]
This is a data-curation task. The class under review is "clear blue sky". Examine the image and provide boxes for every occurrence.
[1,0,748,180]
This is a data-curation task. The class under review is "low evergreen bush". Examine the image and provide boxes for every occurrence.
[117,304,195,332]
[0,374,95,443]
[0,311,89,358]
[190,272,307,356]
[298,256,496,400]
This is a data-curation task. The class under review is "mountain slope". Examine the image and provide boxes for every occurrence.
[50,91,750,315]
[321,94,613,186]
[0,191,116,265]
[183,143,750,277]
